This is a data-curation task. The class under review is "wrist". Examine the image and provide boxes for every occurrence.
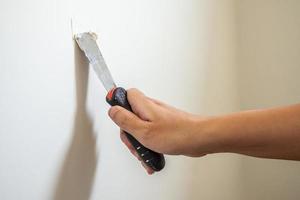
[189,115,227,156]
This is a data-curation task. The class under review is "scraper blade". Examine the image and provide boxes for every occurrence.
[74,32,116,91]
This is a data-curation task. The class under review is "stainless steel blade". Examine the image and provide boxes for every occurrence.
[74,32,116,91]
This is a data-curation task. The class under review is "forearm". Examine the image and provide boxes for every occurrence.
[199,104,300,160]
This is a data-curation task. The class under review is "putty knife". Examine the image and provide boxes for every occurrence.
[74,32,165,172]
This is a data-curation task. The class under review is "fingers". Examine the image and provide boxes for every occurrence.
[108,106,148,141]
[120,132,138,158]
[141,162,154,175]
[148,97,178,110]
[120,131,154,175]
[147,97,166,107]
[126,88,157,121]
[109,88,157,175]
[148,96,192,117]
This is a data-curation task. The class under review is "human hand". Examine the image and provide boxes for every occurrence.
[108,88,208,174]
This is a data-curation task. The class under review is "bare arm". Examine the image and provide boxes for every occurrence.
[108,88,300,174]
[206,105,300,160]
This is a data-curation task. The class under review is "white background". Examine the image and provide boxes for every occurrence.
[0,0,300,199]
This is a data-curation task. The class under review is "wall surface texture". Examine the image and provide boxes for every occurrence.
[237,1,300,199]
[0,0,299,200]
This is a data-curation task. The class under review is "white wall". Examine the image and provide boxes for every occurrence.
[1,0,299,200]
[0,0,240,200]
[236,1,300,199]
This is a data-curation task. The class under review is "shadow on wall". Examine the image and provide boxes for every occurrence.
[52,41,98,200]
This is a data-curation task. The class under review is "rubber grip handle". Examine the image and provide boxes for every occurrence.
[106,87,165,171]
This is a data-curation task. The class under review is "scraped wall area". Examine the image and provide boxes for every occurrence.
[0,0,300,200]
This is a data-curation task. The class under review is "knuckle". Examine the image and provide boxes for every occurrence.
[127,88,138,93]
[110,107,121,119]
[119,114,130,127]
[127,88,143,98]
[126,88,137,101]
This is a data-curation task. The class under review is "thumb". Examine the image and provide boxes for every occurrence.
[108,106,148,139]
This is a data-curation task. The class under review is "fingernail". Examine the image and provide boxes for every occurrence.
[147,170,154,175]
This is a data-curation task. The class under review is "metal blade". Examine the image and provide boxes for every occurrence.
[74,32,116,91]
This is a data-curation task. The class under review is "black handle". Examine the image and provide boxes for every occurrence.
[106,87,165,171]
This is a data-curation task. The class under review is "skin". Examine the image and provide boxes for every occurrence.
[108,88,300,174]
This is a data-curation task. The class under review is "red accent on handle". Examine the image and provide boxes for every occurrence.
[106,87,116,101]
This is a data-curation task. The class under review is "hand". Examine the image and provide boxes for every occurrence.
[108,88,209,174]
[109,89,300,173]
